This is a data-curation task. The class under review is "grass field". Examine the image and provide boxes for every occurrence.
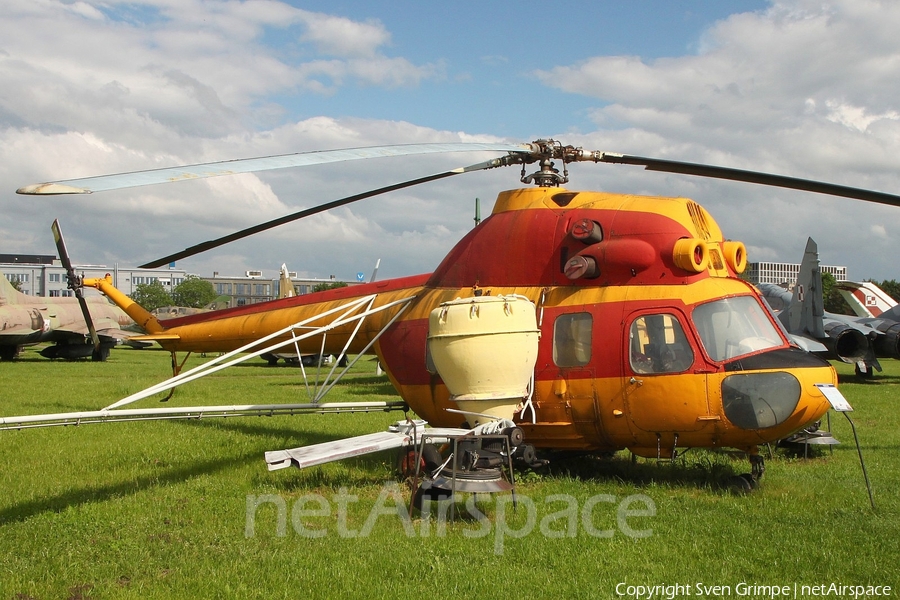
[1,345,898,599]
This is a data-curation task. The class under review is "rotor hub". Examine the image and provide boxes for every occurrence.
[522,157,567,187]
[517,139,579,187]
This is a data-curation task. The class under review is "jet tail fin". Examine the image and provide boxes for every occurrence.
[0,273,25,306]
[786,238,826,338]
[278,264,295,299]
[834,281,898,318]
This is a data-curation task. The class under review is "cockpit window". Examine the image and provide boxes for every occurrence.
[692,296,783,362]
[629,313,694,374]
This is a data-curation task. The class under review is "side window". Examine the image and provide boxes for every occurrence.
[553,313,592,367]
[629,313,693,374]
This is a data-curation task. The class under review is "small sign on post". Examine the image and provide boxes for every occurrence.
[814,383,853,412]
[815,383,874,509]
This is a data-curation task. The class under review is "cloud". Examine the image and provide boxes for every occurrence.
[295,11,391,58]
[0,1,457,280]
[4,0,900,284]
[823,100,900,133]
[536,1,900,143]
[0,1,440,139]
[532,0,900,280]
[295,57,441,92]
[64,1,106,20]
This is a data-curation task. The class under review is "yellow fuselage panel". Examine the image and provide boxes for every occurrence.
[156,283,427,354]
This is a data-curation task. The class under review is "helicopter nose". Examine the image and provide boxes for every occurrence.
[717,364,834,442]
[721,372,801,429]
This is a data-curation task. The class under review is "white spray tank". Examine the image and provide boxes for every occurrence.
[427,294,540,426]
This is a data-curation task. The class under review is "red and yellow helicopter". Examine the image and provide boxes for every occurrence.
[13,139,900,487]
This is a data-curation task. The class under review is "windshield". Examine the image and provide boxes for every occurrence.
[692,296,783,362]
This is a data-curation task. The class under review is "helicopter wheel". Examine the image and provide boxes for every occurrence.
[854,364,876,379]
[739,473,759,490]
[725,475,753,494]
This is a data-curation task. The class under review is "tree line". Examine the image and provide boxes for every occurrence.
[128,276,348,312]
[129,275,219,312]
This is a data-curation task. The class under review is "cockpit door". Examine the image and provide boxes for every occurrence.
[623,309,711,433]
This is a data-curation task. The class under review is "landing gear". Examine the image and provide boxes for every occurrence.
[91,346,110,361]
[160,351,193,402]
[726,474,754,493]
[749,452,765,481]
[397,425,529,515]
[855,363,876,380]
[726,450,764,494]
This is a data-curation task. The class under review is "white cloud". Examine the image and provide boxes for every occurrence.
[532,0,900,280]
[4,0,900,284]
[0,1,457,280]
[296,12,391,58]
[0,0,439,141]
[823,100,900,132]
[347,56,444,88]
[65,1,106,20]
[871,224,888,239]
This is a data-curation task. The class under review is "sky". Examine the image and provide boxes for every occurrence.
[3,0,900,283]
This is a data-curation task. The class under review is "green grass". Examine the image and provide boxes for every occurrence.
[1,347,899,599]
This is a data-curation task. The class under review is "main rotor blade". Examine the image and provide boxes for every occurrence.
[18,143,529,195]
[51,219,101,356]
[597,153,900,207]
[139,158,500,268]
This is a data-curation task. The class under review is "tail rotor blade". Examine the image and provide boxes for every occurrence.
[51,220,103,360]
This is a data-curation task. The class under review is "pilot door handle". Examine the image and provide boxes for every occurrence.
[629,377,644,387]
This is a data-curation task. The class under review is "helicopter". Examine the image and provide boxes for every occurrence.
[13,139,899,489]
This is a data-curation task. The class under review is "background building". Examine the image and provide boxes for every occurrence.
[0,254,187,297]
[207,271,360,307]
[743,260,847,285]
[3,256,362,306]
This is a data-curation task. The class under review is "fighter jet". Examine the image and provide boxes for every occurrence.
[1,235,138,363]
[835,280,899,319]
[757,238,886,378]
[1,273,138,360]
